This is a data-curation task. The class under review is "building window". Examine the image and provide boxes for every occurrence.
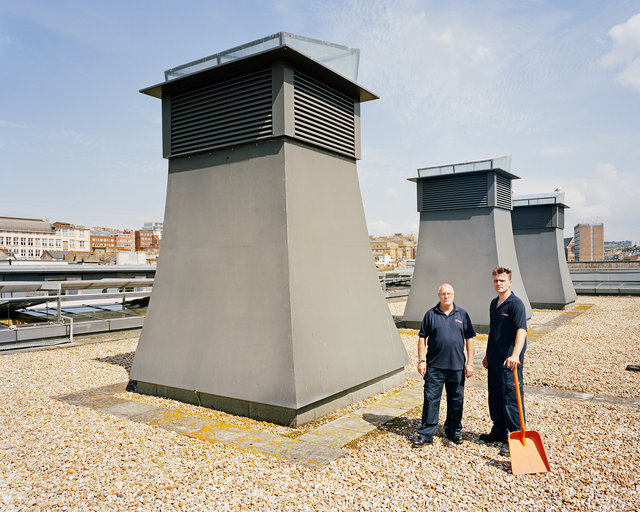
[56,239,61,247]
[20,237,26,246]
[70,240,75,248]
[35,249,41,256]
[80,241,85,248]
[28,249,34,257]
[13,237,19,245]
[35,238,41,246]
[0,237,3,245]
[21,249,26,256]
[28,238,33,246]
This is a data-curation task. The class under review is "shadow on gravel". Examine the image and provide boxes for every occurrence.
[95,351,135,371]
[360,412,512,471]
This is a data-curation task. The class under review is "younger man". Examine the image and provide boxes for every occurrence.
[481,267,528,456]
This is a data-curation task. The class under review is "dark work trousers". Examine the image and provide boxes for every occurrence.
[487,363,525,435]
[417,366,465,441]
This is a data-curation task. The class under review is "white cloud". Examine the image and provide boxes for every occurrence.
[600,13,640,92]
[324,0,509,126]
[541,144,577,156]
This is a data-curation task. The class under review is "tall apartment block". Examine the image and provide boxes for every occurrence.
[573,223,604,261]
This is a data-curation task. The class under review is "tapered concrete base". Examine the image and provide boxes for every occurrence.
[129,139,409,426]
[513,228,577,309]
[403,207,532,330]
[129,369,406,427]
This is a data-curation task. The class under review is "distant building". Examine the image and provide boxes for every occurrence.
[90,231,117,251]
[573,223,604,261]
[52,222,91,253]
[564,237,575,262]
[40,250,69,261]
[0,216,90,260]
[369,233,417,266]
[116,230,135,252]
[135,230,155,251]
[143,221,163,239]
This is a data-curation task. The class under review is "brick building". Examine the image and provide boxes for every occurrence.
[573,223,604,261]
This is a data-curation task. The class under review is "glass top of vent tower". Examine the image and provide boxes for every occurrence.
[416,156,512,178]
[164,32,360,83]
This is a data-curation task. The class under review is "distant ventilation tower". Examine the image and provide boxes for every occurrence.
[403,156,532,331]
[128,33,408,426]
[512,192,576,308]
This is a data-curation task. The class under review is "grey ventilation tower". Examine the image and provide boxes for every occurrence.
[128,33,409,426]
[403,156,532,331]
[511,192,576,309]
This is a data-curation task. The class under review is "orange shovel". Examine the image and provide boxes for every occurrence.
[508,365,550,475]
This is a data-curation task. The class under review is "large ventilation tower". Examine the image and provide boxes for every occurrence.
[128,33,409,426]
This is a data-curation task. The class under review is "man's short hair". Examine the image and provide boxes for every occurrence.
[492,266,512,278]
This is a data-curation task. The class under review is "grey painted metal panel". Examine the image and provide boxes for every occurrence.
[131,141,296,408]
[569,268,640,295]
[284,142,407,406]
[512,227,576,308]
[130,139,408,423]
[403,207,532,330]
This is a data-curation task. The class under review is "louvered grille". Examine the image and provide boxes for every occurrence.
[418,174,489,212]
[169,68,273,156]
[512,206,554,229]
[495,173,512,210]
[293,71,355,157]
[557,207,564,229]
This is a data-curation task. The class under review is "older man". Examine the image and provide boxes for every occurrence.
[413,283,475,447]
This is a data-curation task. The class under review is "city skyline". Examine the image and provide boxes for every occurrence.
[1,1,639,240]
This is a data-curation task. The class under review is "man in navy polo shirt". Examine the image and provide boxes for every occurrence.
[412,283,476,447]
[481,267,528,456]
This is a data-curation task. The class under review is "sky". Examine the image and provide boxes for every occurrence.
[1,0,639,241]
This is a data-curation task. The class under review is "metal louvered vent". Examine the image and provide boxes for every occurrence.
[557,207,564,229]
[495,173,512,210]
[169,68,273,156]
[418,174,489,212]
[512,205,554,230]
[293,71,355,158]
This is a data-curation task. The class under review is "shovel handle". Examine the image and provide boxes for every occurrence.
[512,365,526,445]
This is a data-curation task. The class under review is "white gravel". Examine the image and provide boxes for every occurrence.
[1,295,638,511]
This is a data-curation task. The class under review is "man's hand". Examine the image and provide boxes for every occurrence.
[503,355,519,370]
[417,361,426,377]
[464,364,474,378]
[482,355,488,369]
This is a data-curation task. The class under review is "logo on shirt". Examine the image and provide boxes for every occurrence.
[455,319,463,324]
[501,312,509,317]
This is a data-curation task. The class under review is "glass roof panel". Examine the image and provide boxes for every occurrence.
[164,32,360,82]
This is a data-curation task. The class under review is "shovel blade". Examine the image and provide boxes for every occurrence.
[508,430,550,475]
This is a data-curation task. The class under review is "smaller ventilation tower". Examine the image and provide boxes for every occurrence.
[403,156,532,331]
[512,192,576,309]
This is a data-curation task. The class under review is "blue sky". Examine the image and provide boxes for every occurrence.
[1,0,639,240]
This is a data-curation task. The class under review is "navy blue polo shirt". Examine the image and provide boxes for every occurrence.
[487,292,528,365]
[419,303,476,370]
